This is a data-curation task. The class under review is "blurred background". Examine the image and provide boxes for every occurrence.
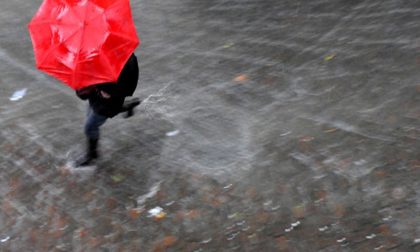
[0,0,419,251]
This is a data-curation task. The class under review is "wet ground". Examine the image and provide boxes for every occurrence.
[1,0,420,251]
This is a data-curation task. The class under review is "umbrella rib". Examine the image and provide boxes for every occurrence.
[101,50,117,80]
[72,4,90,86]
[36,28,81,68]
[109,31,140,44]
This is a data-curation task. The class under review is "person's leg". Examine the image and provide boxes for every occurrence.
[75,106,107,166]
[120,97,141,118]
[85,106,107,141]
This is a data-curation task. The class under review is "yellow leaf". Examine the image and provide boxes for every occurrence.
[324,53,336,61]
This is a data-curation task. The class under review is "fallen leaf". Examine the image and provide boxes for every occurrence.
[299,136,314,142]
[79,228,88,239]
[324,128,338,133]
[48,205,57,216]
[129,208,143,220]
[410,160,420,169]
[186,209,200,219]
[377,224,391,236]
[255,211,270,224]
[292,204,305,218]
[154,212,167,220]
[276,236,289,250]
[89,237,100,247]
[334,204,345,218]
[107,198,118,210]
[324,53,336,61]
[234,74,248,82]
[111,174,125,183]
[315,190,327,200]
[163,236,177,247]
[223,42,235,49]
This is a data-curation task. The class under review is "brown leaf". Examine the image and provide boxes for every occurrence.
[299,136,315,142]
[256,211,270,224]
[186,209,200,219]
[2,200,14,215]
[89,237,101,247]
[107,198,118,210]
[83,191,94,201]
[79,228,88,239]
[57,216,68,229]
[334,204,345,218]
[374,170,387,177]
[234,74,248,82]
[324,128,338,133]
[410,160,420,169]
[128,208,143,220]
[276,236,289,250]
[153,236,177,252]
[315,190,327,200]
[163,236,177,247]
[377,224,391,236]
[292,204,305,218]
[52,229,64,238]
[48,205,57,216]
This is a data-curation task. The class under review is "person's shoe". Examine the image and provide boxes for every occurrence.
[74,139,98,167]
[122,97,141,118]
[74,153,97,167]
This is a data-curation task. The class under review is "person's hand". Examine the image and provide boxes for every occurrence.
[100,90,111,99]
[76,85,96,100]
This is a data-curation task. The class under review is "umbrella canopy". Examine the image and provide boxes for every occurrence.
[28,0,140,90]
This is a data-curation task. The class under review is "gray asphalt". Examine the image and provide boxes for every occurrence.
[1,0,419,251]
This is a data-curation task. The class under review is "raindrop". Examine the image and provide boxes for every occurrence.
[414,238,420,244]
[374,245,384,250]
[382,215,392,221]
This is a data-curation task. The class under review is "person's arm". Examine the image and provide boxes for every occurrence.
[75,85,97,100]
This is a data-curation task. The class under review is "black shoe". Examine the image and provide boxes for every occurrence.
[74,139,98,167]
[122,97,141,118]
[74,154,97,167]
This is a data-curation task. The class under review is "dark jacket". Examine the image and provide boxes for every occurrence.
[76,54,139,118]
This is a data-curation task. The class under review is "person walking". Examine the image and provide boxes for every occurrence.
[74,54,141,166]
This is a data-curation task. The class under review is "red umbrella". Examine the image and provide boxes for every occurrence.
[28,0,140,90]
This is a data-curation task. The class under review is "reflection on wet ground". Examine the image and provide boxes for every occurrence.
[1,0,420,251]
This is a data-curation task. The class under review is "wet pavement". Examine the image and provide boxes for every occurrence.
[1,0,420,251]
